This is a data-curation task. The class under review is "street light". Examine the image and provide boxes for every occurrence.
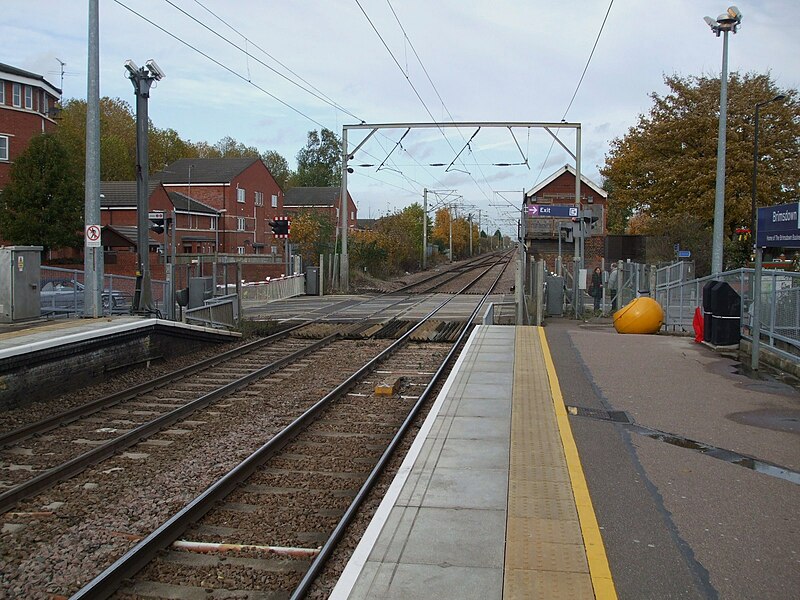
[751,94,786,240]
[705,6,742,275]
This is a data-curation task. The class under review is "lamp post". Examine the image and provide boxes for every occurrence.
[751,94,786,239]
[705,6,742,275]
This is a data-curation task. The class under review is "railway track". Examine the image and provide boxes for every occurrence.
[0,253,512,597]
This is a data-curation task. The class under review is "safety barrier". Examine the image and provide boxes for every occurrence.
[238,274,305,305]
[40,266,168,317]
[185,294,238,329]
[655,265,800,365]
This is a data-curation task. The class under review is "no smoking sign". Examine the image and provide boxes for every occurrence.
[85,224,102,248]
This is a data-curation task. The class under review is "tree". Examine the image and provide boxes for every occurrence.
[290,128,342,187]
[0,134,83,250]
[262,150,290,190]
[375,204,425,271]
[349,229,389,276]
[602,72,799,257]
[56,97,137,181]
[289,211,336,267]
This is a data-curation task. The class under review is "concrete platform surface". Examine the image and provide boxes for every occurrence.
[331,325,614,600]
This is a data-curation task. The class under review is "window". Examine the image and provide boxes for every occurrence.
[271,245,278,255]
[237,187,245,203]
[237,246,245,255]
[24,86,32,110]
[40,91,47,114]
[210,216,217,230]
[12,83,21,107]
[271,194,278,208]
[254,191,263,206]
[0,136,8,161]
[237,217,246,231]
[0,80,5,104]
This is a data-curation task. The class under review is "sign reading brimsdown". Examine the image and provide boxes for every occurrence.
[757,202,800,248]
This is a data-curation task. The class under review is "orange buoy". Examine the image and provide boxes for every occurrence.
[613,297,664,334]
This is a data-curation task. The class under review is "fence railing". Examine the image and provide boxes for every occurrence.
[40,266,168,317]
[185,294,239,329]
[237,274,306,305]
[654,265,800,364]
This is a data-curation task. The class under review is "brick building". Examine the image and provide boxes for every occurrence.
[155,158,284,257]
[99,180,225,279]
[284,186,357,230]
[0,62,61,190]
[523,165,608,271]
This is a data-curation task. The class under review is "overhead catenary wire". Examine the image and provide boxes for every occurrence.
[115,0,444,202]
[533,0,614,186]
[356,0,494,203]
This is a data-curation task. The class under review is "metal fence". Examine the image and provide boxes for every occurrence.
[654,264,800,364]
[40,266,168,317]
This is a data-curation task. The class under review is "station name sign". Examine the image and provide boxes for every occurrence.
[757,202,800,248]
[527,204,578,218]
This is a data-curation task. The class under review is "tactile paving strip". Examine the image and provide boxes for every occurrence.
[504,326,594,599]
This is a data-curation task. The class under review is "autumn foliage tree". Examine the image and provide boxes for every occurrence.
[602,72,799,270]
[289,211,336,267]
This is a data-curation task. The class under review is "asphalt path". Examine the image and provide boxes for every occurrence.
[543,319,799,600]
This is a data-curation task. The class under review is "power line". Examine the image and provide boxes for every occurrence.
[355,0,493,202]
[533,0,614,185]
[113,0,329,130]
[385,0,503,191]
[114,0,444,195]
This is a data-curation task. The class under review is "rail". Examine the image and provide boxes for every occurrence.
[71,253,509,599]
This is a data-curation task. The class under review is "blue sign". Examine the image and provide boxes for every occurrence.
[757,202,800,248]
[527,204,578,218]
[677,250,691,258]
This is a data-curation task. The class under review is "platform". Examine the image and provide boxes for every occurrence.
[331,325,615,600]
[0,317,240,407]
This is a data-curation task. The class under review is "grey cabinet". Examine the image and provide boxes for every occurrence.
[0,246,43,323]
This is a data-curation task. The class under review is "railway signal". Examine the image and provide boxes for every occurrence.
[270,217,290,239]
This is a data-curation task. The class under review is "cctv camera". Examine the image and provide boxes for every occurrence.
[124,59,139,76]
[145,59,166,80]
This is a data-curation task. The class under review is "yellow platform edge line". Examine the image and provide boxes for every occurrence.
[537,326,619,600]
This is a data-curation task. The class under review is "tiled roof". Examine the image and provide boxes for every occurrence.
[155,158,259,184]
[103,225,159,246]
[284,186,342,207]
[0,62,61,94]
[100,181,161,207]
[525,165,607,199]
[167,191,219,214]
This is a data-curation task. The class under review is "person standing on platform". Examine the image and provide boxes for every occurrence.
[590,266,603,312]
[609,262,619,312]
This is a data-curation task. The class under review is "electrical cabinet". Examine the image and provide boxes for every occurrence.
[0,246,43,323]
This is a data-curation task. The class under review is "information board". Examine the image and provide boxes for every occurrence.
[527,204,578,218]
[757,202,800,248]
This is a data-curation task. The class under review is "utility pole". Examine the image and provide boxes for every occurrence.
[83,0,102,318]
[339,128,349,291]
[468,213,473,257]
[126,59,165,314]
[423,188,428,269]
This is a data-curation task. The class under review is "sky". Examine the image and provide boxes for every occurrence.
[3,0,799,236]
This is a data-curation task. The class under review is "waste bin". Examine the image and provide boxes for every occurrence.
[305,267,320,295]
[702,281,740,345]
[545,275,564,316]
